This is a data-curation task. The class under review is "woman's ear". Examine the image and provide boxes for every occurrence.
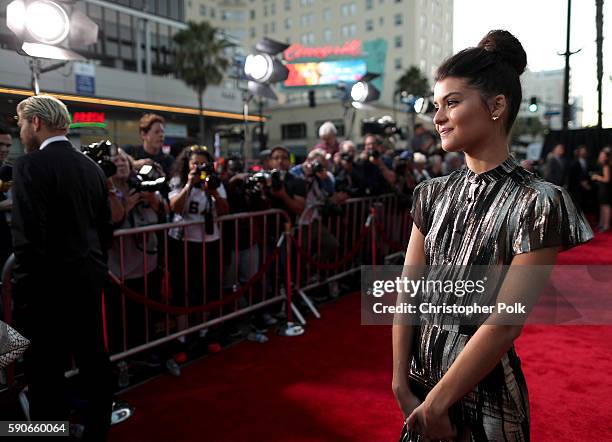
[488,94,507,120]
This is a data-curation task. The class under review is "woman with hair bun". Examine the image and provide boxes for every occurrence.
[392,30,593,441]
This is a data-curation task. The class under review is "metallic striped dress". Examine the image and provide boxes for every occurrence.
[399,156,593,442]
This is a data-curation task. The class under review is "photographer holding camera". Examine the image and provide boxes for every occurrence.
[356,134,396,195]
[291,149,343,297]
[104,148,180,374]
[333,140,366,197]
[168,146,228,335]
[124,113,174,178]
[265,146,307,223]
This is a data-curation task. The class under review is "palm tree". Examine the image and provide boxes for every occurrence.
[395,66,430,134]
[173,21,234,144]
[395,66,430,99]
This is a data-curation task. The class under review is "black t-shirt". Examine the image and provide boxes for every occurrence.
[124,145,175,177]
[353,161,393,196]
[268,172,307,234]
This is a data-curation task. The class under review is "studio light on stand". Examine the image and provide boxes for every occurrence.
[242,37,290,156]
[7,0,99,94]
[340,72,381,139]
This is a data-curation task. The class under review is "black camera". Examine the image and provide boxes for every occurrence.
[270,169,285,191]
[310,160,325,174]
[340,152,353,162]
[197,163,221,190]
[128,163,166,193]
[245,168,285,194]
[245,170,270,194]
[82,140,117,178]
[369,150,381,159]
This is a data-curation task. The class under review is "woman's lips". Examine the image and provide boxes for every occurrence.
[439,128,453,137]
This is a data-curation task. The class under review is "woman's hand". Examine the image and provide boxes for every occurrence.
[125,189,143,212]
[187,164,200,187]
[393,382,422,420]
[406,399,457,441]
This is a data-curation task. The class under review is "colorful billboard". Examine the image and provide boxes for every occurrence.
[285,59,367,87]
[281,39,387,92]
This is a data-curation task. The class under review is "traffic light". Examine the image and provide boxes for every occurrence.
[528,96,538,113]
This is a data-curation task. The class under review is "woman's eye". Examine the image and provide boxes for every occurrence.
[447,100,458,107]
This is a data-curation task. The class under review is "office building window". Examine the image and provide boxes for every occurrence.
[394,13,403,25]
[365,19,373,31]
[285,18,292,30]
[323,28,332,42]
[394,35,402,48]
[282,123,307,140]
[285,0,291,11]
[366,0,373,9]
[395,57,402,69]
[323,7,332,20]
[200,5,207,16]
[250,10,255,19]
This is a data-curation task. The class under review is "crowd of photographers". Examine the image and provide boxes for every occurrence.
[0,112,462,381]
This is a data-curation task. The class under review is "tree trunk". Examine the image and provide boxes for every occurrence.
[198,89,205,145]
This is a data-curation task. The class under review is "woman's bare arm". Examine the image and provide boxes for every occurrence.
[421,246,558,415]
[392,224,426,417]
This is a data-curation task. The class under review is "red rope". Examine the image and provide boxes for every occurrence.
[290,224,370,270]
[108,246,280,315]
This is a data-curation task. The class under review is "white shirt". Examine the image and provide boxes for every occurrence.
[168,177,227,243]
[39,135,70,151]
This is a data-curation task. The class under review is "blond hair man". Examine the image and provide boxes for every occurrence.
[13,95,113,437]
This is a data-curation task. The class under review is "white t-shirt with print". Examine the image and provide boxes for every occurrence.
[168,177,227,243]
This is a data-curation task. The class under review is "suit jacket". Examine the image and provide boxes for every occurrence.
[544,154,568,187]
[11,140,112,306]
[568,159,590,193]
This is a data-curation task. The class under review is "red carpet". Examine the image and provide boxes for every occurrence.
[110,232,612,441]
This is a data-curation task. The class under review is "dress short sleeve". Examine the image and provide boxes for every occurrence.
[512,184,593,255]
[411,181,432,236]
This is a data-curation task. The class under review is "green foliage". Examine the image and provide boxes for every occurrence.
[512,116,545,141]
[395,66,430,97]
[173,21,234,142]
[173,21,233,96]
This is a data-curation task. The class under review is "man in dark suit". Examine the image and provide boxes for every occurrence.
[13,95,113,438]
[568,145,592,210]
[544,143,568,187]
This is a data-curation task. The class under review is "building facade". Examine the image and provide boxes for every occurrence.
[520,69,582,131]
[187,0,454,154]
[0,0,254,154]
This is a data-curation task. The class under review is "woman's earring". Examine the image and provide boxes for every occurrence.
[492,115,499,121]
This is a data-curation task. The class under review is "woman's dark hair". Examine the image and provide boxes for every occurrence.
[435,30,527,133]
[171,145,214,186]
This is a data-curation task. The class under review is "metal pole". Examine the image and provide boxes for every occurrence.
[30,58,41,95]
[258,99,266,152]
[562,0,572,131]
[595,0,604,131]
[136,18,142,74]
[145,19,152,76]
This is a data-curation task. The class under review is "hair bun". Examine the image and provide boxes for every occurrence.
[478,30,527,75]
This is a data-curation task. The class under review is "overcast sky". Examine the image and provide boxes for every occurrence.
[453,0,611,128]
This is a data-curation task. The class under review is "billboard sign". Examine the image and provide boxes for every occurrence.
[285,59,367,87]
